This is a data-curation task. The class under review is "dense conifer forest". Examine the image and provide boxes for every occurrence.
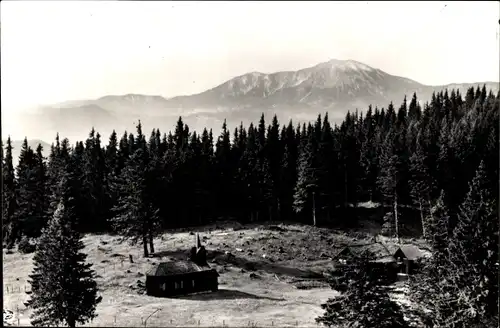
[2,85,499,326]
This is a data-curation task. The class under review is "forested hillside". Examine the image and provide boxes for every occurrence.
[2,85,498,248]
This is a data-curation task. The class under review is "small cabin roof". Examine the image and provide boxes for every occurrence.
[371,255,397,263]
[394,245,423,261]
[334,243,393,260]
[333,246,356,259]
[146,260,215,277]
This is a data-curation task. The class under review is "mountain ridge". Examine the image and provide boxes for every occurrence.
[14,59,499,143]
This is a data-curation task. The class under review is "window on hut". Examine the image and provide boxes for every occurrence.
[192,280,195,288]
[181,281,184,289]
[175,282,180,290]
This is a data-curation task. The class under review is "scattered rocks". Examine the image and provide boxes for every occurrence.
[249,273,259,279]
[100,240,109,245]
[189,232,195,235]
[97,246,109,253]
[126,270,131,274]
[240,268,246,273]
[278,247,284,253]
[101,259,110,263]
[320,253,329,258]
[235,248,243,252]
[137,272,144,277]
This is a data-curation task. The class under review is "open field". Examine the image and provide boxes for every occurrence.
[3,221,428,327]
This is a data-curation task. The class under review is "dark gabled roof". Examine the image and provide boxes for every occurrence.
[394,245,423,261]
[146,261,215,277]
[334,243,393,260]
[333,246,357,259]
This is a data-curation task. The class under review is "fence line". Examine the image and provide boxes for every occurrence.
[5,308,322,328]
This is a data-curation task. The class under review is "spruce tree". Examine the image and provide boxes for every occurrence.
[317,255,408,328]
[447,160,498,321]
[15,138,39,238]
[26,175,102,327]
[111,147,160,257]
[408,140,434,238]
[377,130,400,241]
[2,137,18,247]
[293,130,318,224]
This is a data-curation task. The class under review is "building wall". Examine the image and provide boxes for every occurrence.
[146,271,218,297]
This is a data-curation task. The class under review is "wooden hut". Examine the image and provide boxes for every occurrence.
[146,233,219,297]
[393,245,423,275]
[333,246,359,265]
[333,244,398,284]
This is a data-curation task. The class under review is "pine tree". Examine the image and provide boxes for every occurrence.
[116,131,130,176]
[15,138,40,238]
[238,123,260,222]
[111,147,160,257]
[377,129,400,241]
[446,160,498,320]
[317,256,408,328]
[31,144,50,237]
[408,140,434,238]
[105,130,118,177]
[26,175,102,327]
[2,137,18,247]
[293,130,318,225]
[426,190,451,263]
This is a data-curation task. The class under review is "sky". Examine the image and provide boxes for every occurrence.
[1,1,499,113]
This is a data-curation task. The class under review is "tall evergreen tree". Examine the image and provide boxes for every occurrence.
[409,140,434,237]
[26,175,102,327]
[293,129,319,225]
[111,146,160,257]
[377,129,400,240]
[446,161,498,320]
[2,137,18,247]
[317,255,408,328]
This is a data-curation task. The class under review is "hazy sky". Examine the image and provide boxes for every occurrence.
[1,1,499,112]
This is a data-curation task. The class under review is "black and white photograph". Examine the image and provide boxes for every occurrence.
[2,1,499,327]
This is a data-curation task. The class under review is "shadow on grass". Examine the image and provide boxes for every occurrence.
[149,249,324,280]
[174,288,285,301]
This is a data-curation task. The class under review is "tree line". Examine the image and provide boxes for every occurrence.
[2,85,498,255]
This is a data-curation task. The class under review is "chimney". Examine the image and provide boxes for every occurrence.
[196,233,202,249]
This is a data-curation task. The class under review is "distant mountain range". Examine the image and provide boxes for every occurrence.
[13,59,499,147]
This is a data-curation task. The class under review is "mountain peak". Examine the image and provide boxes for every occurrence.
[314,59,375,72]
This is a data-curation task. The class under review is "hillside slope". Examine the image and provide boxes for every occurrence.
[4,221,429,327]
